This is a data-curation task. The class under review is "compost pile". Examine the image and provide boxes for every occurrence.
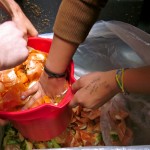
[2,103,133,149]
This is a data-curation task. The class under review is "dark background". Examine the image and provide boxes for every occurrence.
[0,0,150,34]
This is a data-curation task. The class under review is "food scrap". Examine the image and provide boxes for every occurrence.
[2,103,133,149]
[0,47,68,111]
[2,106,104,149]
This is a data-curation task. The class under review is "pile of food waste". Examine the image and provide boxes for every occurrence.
[2,103,133,149]
[2,106,104,149]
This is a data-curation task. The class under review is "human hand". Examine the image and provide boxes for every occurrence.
[0,0,38,38]
[21,72,69,110]
[11,5,38,38]
[0,21,29,70]
[69,70,120,109]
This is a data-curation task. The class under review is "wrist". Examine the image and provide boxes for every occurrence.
[104,70,121,95]
[111,70,121,94]
[115,68,129,95]
[45,61,67,75]
[44,65,67,78]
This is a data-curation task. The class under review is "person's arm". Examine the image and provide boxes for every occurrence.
[124,66,150,94]
[21,0,108,109]
[45,35,78,74]
[53,0,108,45]
[0,0,38,37]
[0,21,29,125]
[0,0,38,125]
[69,66,150,109]
[46,0,108,73]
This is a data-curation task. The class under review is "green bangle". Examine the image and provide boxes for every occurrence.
[44,66,66,78]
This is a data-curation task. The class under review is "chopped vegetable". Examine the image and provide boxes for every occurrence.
[110,131,119,142]
[3,124,33,150]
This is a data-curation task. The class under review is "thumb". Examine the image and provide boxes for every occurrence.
[26,20,38,37]
[69,94,78,108]
[24,14,38,37]
[69,80,81,108]
[12,12,38,37]
[71,79,82,93]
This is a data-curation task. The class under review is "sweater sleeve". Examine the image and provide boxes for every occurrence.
[53,0,108,45]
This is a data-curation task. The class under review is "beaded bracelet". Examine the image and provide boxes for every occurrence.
[44,66,67,78]
[115,68,129,95]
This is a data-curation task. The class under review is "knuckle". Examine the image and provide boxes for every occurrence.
[74,94,80,103]
[30,83,38,91]
[36,91,43,98]
[7,21,15,26]
[78,77,84,86]
[24,48,29,58]
[21,47,29,60]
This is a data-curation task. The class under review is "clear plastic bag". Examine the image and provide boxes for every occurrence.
[73,21,150,79]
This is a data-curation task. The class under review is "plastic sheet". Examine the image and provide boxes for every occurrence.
[73,21,150,79]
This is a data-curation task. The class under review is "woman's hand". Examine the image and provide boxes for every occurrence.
[69,70,120,109]
[21,71,69,110]
[21,70,119,110]
[0,21,29,70]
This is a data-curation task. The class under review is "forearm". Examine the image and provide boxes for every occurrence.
[45,35,78,74]
[46,0,108,73]
[124,66,150,94]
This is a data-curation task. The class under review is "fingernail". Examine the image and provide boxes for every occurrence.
[21,107,26,111]
[21,95,25,99]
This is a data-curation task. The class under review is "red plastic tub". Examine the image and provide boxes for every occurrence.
[0,37,75,141]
